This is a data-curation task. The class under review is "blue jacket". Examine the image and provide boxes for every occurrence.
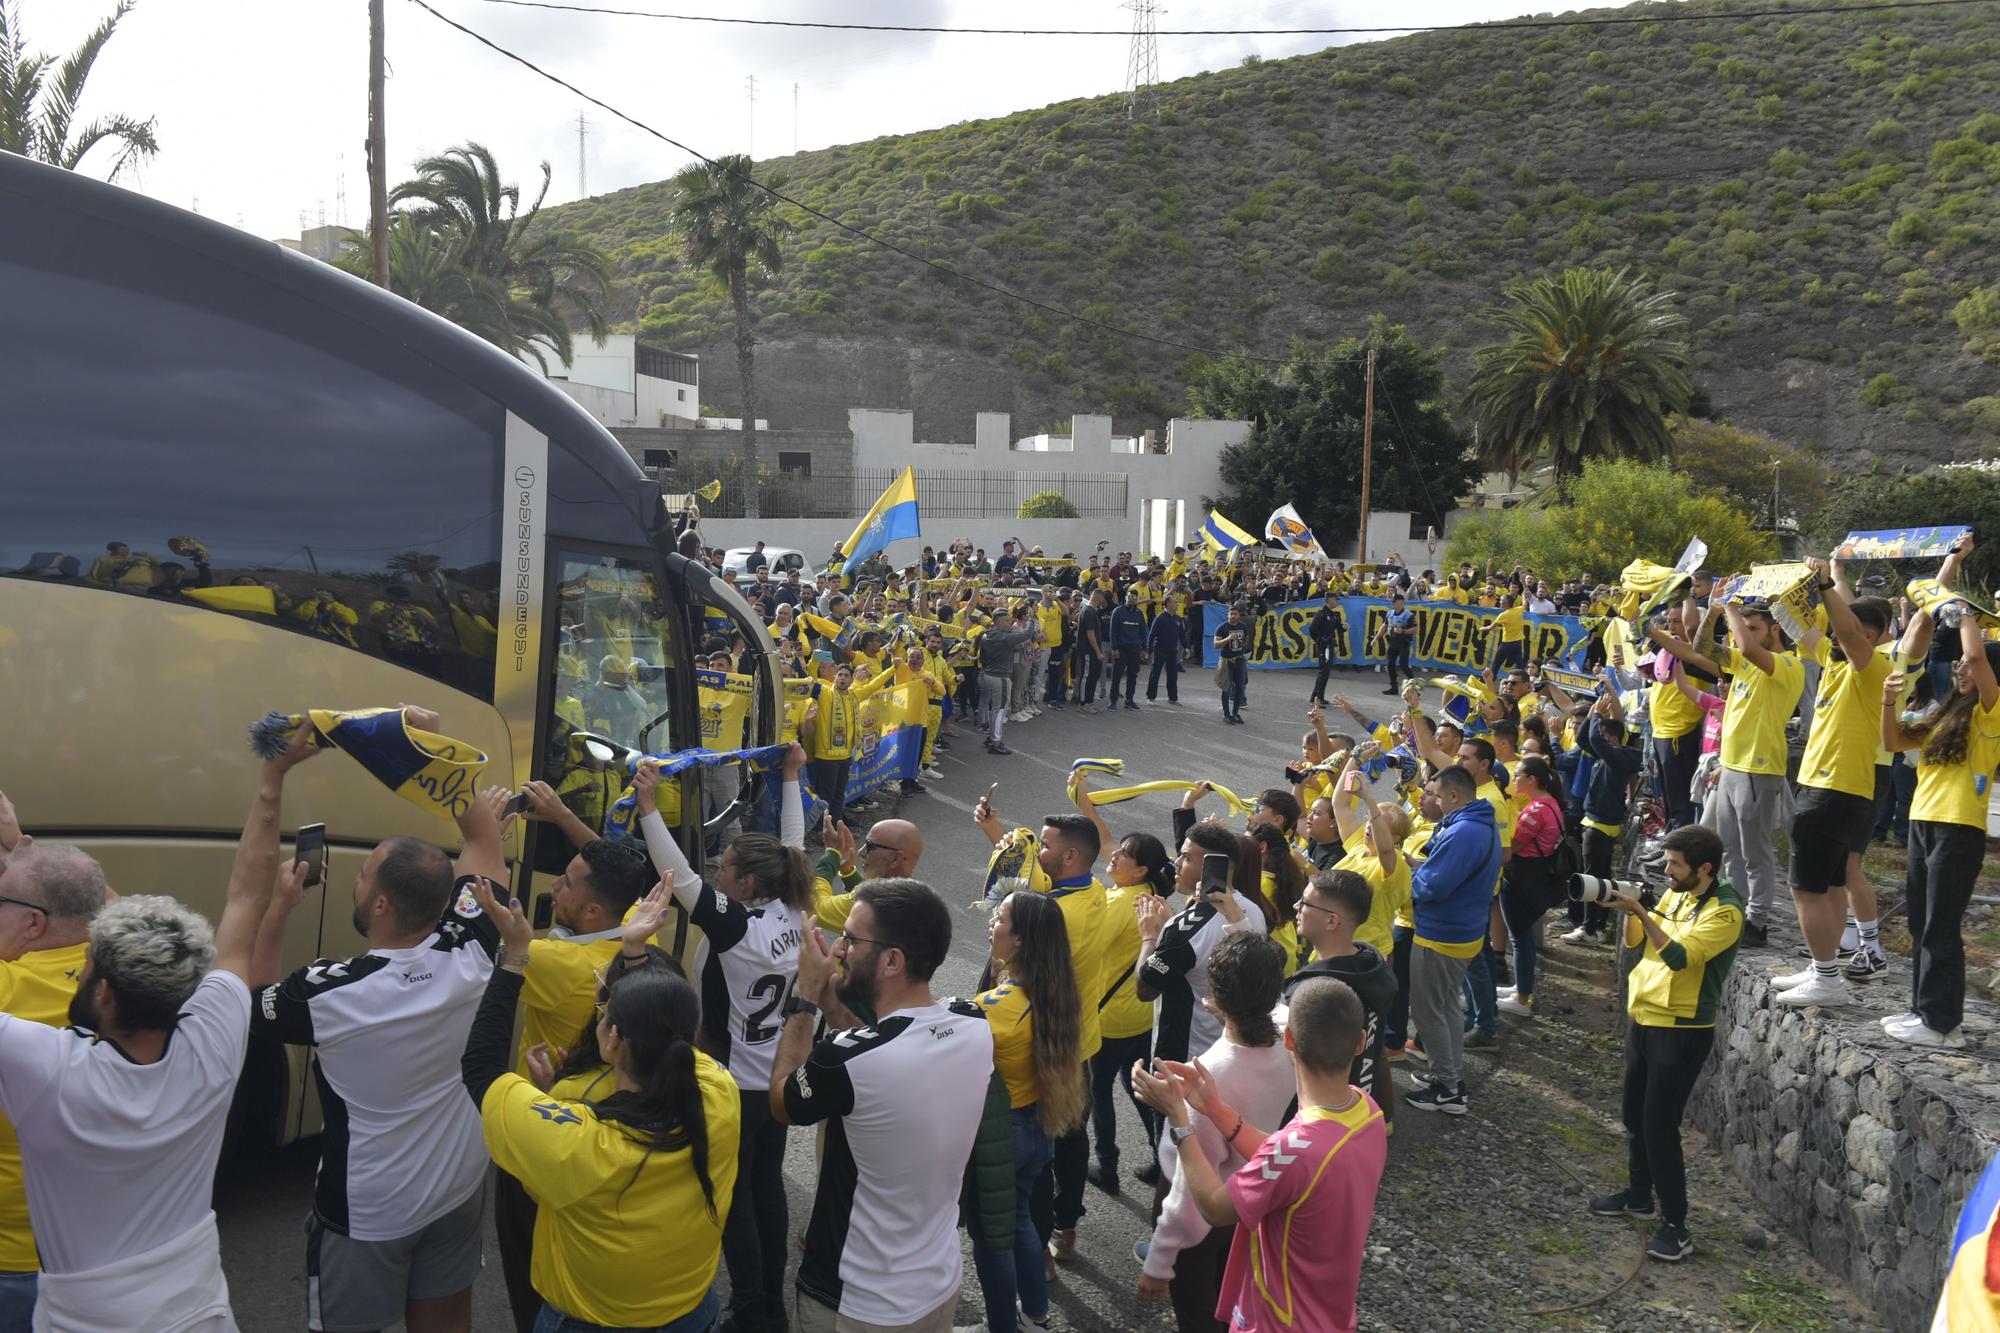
[1410,798,1503,946]
[1147,610,1184,654]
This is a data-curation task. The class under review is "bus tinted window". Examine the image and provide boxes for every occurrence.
[0,257,504,700]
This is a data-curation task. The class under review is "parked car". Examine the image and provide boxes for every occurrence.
[722,546,816,581]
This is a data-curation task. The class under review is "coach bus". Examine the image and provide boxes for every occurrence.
[0,150,777,1141]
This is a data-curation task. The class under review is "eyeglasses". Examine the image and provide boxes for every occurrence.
[1297,899,1339,920]
[839,931,889,952]
[859,839,900,857]
[0,895,46,915]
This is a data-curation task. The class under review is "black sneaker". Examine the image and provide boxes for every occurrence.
[899,779,923,795]
[1588,1189,1656,1218]
[1842,948,1888,980]
[1646,1223,1693,1262]
[1739,919,1768,948]
[1464,1028,1499,1050]
[988,743,1013,755]
[1404,1083,1468,1115]
[1132,1160,1162,1187]
[1125,701,1141,711]
[1086,1160,1122,1194]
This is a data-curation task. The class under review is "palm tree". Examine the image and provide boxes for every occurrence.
[1466,267,1693,490]
[667,154,796,520]
[0,0,158,180]
[346,143,613,371]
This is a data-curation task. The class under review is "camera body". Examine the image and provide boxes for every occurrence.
[1568,873,1658,910]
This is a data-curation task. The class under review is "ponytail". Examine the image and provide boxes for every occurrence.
[730,834,815,913]
[596,969,719,1220]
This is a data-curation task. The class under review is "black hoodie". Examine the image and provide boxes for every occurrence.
[1285,941,1396,1093]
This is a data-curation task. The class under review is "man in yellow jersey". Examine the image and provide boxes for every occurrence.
[1484,595,1529,673]
[1643,601,1802,949]
[1771,558,1896,1008]
[0,832,104,1327]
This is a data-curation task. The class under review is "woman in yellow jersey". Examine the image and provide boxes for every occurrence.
[1071,779,1180,1188]
[464,882,740,1333]
[1878,610,2000,1048]
[1326,766,1413,955]
[970,892,1086,1333]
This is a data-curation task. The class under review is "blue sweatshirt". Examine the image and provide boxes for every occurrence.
[1108,604,1149,650]
[1410,798,1503,950]
[1147,610,1184,655]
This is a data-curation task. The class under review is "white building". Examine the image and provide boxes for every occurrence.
[528,334,700,429]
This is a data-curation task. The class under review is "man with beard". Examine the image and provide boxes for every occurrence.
[1590,824,1742,1264]
[772,880,994,1333]
[0,722,316,1332]
[248,779,522,1333]
[0,826,110,1330]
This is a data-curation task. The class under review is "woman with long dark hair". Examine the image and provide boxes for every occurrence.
[635,747,810,1333]
[464,881,738,1333]
[1496,755,1566,1019]
[970,891,1086,1333]
[1072,774,1178,1188]
[1879,607,2000,1048]
[1250,823,1309,974]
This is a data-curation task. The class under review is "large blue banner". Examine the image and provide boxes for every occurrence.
[1201,598,1589,673]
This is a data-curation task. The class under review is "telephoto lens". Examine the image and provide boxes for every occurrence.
[1568,873,1647,904]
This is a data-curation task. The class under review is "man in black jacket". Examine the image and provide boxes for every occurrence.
[1309,601,1342,706]
[1286,868,1397,1120]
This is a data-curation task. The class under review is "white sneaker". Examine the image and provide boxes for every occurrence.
[1498,994,1534,1017]
[1878,1009,1920,1029]
[1774,975,1850,1007]
[921,766,945,781]
[1560,926,1589,944]
[1771,967,1817,991]
[1882,1014,1966,1047]
[1496,984,1516,999]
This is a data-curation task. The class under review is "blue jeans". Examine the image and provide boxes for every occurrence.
[1462,940,1499,1035]
[533,1285,719,1332]
[0,1270,36,1333]
[971,1107,1054,1333]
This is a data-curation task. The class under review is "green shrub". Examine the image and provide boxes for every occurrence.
[1865,116,1908,143]
[1385,75,1419,95]
[1447,186,1484,211]
[1859,372,1907,408]
[1887,212,1933,246]
[1019,491,1080,519]
[1757,95,1785,121]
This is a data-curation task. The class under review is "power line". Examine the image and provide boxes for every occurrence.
[404,0,1333,366]
[460,0,1989,36]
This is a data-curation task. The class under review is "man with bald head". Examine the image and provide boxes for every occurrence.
[812,814,925,930]
[0,813,108,1326]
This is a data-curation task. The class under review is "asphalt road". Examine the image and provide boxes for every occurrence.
[215,664,1369,1331]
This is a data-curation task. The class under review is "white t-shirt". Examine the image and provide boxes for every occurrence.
[0,971,249,1275]
[783,1001,994,1325]
[251,890,498,1241]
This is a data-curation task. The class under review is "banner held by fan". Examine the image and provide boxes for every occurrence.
[248,706,487,821]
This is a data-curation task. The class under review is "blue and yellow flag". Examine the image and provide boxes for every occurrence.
[248,707,488,820]
[1201,509,1257,554]
[1937,1147,2000,1332]
[840,466,921,570]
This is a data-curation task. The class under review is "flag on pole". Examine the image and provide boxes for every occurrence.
[695,478,723,503]
[1201,509,1257,554]
[1264,503,1323,559]
[840,466,921,569]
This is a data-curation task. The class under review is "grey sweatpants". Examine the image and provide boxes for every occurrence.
[980,673,1012,743]
[1707,767,1790,927]
[1013,647,1038,715]
[1410,944,1473,1095]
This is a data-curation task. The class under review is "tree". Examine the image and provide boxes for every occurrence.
[374,143,613,371]
[1466,267,1693,488]
[1445,458,1774,582]
[1809,461,2000,598]
[1669,415,1831,530]
[1186,317,1481,555]
[0,0,157,180]
[668,154,797,520]
[1019,491,1079,518]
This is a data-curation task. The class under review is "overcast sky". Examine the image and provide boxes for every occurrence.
[31,0,1648,240]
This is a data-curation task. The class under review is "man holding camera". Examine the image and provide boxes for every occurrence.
[1589,824,1743,1263]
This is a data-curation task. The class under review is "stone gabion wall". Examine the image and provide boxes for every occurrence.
[1693,972,1999,1331]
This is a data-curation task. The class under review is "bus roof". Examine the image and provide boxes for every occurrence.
[0,149,657,535]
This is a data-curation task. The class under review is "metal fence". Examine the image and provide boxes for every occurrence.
[647,460,1129,520]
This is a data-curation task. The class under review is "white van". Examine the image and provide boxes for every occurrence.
[723,545,816,581]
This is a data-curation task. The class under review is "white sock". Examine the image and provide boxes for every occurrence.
[1812,957,1841,982]
[1857,918,1880,954]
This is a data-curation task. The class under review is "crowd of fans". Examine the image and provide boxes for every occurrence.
[0,527,1986,1332]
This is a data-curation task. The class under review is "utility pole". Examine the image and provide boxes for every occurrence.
[576,111,589,197]
[792,82,799,153]
[746,75,757,158]
[367,0,388,287]
[1358,348,1376,565]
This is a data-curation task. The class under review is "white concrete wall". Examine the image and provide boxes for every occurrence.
[550,379,636,428]
[637,370,698,425]
[1328,509,1448,568]
[528,333,700,427]
[848,409,1244,553]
